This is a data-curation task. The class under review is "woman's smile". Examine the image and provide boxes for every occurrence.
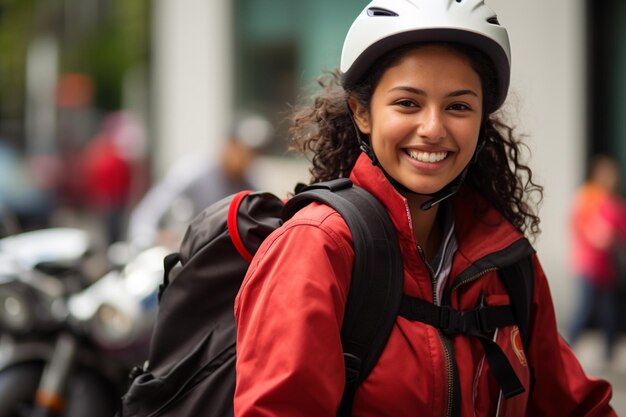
[406,149,448,164]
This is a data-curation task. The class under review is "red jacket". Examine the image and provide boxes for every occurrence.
[234,154,615,417]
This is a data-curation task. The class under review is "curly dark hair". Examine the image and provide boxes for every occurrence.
[289,44,543,237]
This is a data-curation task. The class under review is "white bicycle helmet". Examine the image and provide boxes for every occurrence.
[341,0,511,112]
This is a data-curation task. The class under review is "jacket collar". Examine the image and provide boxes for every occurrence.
[349,152,533,268]
[349,153,416,246]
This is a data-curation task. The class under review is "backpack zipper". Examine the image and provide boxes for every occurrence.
[448,237,534,295]
[450,267,497,293]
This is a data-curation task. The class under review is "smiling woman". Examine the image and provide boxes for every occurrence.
[233,0,618,416]
[349,45,483,200]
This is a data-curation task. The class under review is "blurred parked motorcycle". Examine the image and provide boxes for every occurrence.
[0,228,167,417]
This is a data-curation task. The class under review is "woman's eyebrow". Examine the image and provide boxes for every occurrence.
[446,89,479,98]
[388,86,479,98]
[388,86,426,95]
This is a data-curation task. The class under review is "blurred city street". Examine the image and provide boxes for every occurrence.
[1,0,626,415]
[574,332,626,414]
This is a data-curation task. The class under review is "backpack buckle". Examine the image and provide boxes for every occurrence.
[128,361,148,382]
[473,305,492,334]
[440,305,467,335]
[440,305,496,337]
[343,353,362,384]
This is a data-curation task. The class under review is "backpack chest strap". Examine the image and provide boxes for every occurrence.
[399,295,515,336]
[399,294,525,399]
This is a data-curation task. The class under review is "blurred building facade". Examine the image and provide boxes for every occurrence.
[149,0,599,325]
[1,0,624,325]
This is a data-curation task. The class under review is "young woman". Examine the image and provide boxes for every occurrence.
[234,0,617,415]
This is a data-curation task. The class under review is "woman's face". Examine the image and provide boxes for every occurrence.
[350,45,484,195]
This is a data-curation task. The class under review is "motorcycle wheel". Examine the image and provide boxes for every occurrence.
[0,362,43,417]
[0,363,117,417]
[64,369,117,417]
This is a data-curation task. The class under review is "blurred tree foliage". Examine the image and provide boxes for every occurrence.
[0,0,150,138]
[0,0,38,128]
[64,0,150,110]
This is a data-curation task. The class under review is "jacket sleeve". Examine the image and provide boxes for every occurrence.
[525,257,617,416]
[233,212,354,417]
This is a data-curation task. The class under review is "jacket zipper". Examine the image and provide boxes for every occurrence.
[418,248,505,417]
[417,244,455,417]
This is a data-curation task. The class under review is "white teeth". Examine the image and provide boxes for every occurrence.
[407,150,447,163]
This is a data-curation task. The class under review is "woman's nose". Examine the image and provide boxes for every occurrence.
[416,108,446,142]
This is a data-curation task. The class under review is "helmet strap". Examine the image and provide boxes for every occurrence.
[347,105,379,165]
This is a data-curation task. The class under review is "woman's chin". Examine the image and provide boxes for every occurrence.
[398,181,446,196]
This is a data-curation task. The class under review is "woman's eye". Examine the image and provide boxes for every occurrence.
[395,100,417,108]
[448,103,471,111]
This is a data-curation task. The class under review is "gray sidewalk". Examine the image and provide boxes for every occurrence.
[572,331,626,414]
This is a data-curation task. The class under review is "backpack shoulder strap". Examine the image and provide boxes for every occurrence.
[498,253,536,395]
[498,254,534,349]
[283,178,403,417]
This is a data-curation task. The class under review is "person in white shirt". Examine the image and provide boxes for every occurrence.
[127,113,274,249]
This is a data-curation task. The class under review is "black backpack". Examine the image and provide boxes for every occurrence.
[117,178,534,417]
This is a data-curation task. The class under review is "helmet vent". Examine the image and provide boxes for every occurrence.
[487,16,500,25]
[366,7,399,17]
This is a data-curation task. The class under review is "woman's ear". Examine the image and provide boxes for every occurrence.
[348,96,371,135]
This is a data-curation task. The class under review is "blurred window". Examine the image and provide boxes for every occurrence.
[233,0,361,154]
[587,0,626,191]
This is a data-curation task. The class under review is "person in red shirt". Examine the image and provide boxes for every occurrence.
[568,154,626,363]
[81,112,139,244]
[234,0,617,415]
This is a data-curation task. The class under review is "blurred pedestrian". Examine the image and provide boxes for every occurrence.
[80,111,145,244]
[127,112,273,249]
[567,154,626,363]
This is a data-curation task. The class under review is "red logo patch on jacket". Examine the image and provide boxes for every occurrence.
[511,326,527,367]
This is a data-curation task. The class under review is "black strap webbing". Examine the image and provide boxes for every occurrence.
[399,295,525,398]
[284,179,404,417]
[499,256,536,394]
[499,256,534,349]
[399,296,515,335]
